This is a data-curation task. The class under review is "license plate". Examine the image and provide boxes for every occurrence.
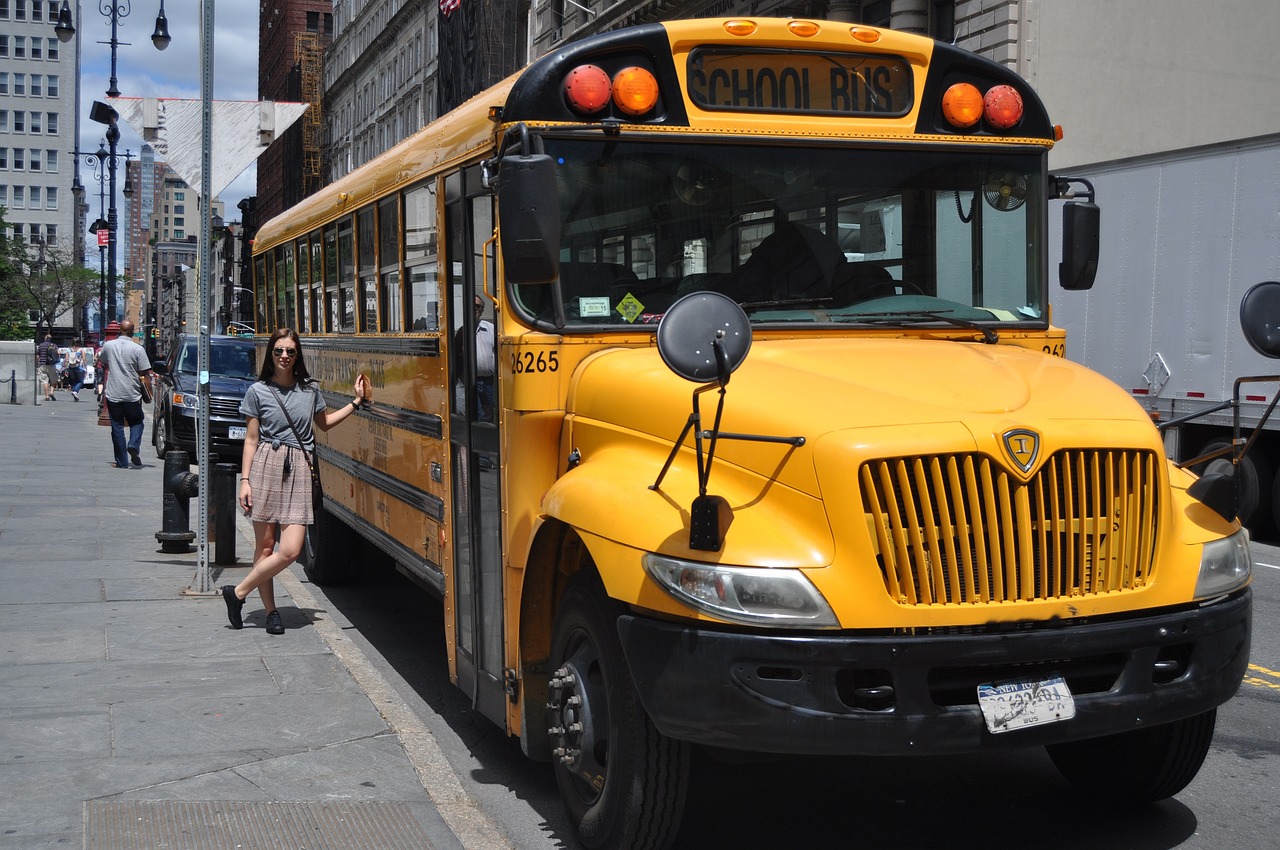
[977,674,1076,734]
[228,426,247,439]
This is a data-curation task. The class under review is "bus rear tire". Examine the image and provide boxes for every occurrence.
[1194,438,1272,534]
[299,503,356,585]
[548,573,689,850]
[1046,709,1216,801]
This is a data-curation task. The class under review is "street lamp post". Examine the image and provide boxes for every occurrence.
[54,2,171,325]
[76,141,133,334]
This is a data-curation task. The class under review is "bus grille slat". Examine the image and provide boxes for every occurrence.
[862,450,1159,606]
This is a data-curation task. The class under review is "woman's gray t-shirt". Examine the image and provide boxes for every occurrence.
[240,381,327,449]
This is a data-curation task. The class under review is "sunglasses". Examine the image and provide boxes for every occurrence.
[273,347,298,357]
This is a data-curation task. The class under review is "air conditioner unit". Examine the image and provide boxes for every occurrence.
[552,27,563,42]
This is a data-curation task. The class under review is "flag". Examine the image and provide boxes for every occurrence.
[440,0,461,16]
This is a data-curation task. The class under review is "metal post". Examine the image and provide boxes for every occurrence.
[212,462,238,565]
[190,0,217,595]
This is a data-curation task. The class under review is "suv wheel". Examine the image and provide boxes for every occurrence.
[154,411,171,458]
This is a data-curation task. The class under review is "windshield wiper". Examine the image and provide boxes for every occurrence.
[740,297,833,311]
[838,310,1000,344]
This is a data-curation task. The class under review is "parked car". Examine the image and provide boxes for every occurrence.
[151,334,258,461]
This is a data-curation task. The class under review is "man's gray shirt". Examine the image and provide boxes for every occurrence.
[100,338,152,402]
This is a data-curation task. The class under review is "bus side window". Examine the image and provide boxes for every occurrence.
[405,181,439,332]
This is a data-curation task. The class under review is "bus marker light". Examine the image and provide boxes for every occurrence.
[849,27,881,43]
[612,66,660,115]
[723,19,757,36]
[564,64,612,113]
[1054,124,1065,141]
[983,84,1023,129]
[942,82,983,128]
[787,20,821,37]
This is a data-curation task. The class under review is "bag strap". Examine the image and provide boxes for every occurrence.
[266,383,317,468]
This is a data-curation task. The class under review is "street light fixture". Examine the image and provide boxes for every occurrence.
[59,3,168,323]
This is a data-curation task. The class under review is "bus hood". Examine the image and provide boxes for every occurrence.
[565,336,1162,501]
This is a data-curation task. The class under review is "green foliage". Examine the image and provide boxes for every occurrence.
[0,206,100,340]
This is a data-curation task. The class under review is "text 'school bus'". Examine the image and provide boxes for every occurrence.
[251,17,1251,850]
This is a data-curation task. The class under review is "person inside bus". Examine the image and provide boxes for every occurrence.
[453,296,497,421]
[731,221,846,304]
[221,328,370,635]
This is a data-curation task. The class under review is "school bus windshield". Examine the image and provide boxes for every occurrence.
[511,138,1046,330]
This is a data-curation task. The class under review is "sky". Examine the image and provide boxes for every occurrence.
[76,0,262,234]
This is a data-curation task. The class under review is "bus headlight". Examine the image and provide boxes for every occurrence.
[643,554,839,629]
[1195,529,1252,599]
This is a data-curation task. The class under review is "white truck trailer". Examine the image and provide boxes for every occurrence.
[1055,134,1280,534]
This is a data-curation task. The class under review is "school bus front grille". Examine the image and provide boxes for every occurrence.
[860,450,1159,606]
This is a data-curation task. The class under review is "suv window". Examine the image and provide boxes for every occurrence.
[176,341,257,378]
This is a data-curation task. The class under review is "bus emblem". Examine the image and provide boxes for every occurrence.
[1002,428,1040,474]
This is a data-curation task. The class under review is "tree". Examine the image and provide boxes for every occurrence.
[0,207,99,341]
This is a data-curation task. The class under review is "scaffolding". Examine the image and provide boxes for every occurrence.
[295,32,323,195]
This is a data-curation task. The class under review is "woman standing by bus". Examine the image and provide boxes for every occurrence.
[221,328,370,635]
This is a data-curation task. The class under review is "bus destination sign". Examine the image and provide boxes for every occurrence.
[687,49,913,117]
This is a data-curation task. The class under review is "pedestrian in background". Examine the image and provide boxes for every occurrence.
[36,333,58,401]
[222,328,370,635]
[65,341,87,402]
[98,321,155,469]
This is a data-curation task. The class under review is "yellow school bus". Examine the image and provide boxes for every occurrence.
[251,18,1251,849]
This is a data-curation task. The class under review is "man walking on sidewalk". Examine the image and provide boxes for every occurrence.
[98,321,154,469]
[36,333,58,401]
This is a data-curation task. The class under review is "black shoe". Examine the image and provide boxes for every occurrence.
[129,447,142,467]
[265,610,285,635]
[221,586,244,629]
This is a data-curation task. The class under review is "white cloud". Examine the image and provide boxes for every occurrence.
[76,1,262,229]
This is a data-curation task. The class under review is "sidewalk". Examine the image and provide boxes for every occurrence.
[0,399,492,849]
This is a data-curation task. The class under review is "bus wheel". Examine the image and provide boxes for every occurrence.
[299,505,355,585]
[1046,709,1216,801]
[1194,438,1272,533]
[548,575,689,850]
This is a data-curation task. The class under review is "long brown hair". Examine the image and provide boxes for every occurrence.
[258,328,314,385]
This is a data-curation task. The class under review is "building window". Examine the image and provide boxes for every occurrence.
[45,187,56,209]
[0,2,8,21]
[45,223,55,243]
[29,185,39,207]
[0,35,8,58]
[30,75,41,97]
[12,185,23,207]
[1,73,10,95]
[28,149,39,171]
[13,149,23,169]
[46,37,57,61]
[14,35,25,59]
[0,185,6,205]
[0,148,7,169]
[44,149,55,171]
[29,112,40,134]
[30,37,41,60]
[14,74,25,96]
[46,112,56,134]
[46,75,56,97]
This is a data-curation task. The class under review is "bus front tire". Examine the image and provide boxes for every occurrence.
[548,574,689,850]
[1045,709,1216,801]
[299,503,355,585]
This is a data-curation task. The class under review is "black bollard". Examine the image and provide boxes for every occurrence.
[212,462,239,565]
[156,449,198,553]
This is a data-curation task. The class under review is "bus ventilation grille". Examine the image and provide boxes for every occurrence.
[859,450,1160,606]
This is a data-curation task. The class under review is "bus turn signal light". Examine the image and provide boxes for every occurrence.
[942,82,983,128]
[564,64,612,114]
[612,66,659,115]
[983,84,1024,130]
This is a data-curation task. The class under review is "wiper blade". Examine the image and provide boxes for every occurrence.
[740,297,833,311]
[838,309,999,344]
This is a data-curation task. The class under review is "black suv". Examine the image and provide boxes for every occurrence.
[152,334,258,461]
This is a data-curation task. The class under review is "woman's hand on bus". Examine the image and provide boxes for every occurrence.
[354,373,371,407]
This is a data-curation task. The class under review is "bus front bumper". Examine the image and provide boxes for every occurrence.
[616,589,1251,755]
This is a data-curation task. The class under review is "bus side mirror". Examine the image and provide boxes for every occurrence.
[1059,201,1100,291]
[498,154,561,285]
[1239,281,1280,358]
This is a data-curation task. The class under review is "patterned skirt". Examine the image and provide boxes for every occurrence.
[247,442,314,526]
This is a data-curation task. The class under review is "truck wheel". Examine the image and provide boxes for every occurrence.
[1194,438,1272,533]
[1046,709,1216,801]
[153,413,170,459]
[299,504,355,585]
[548,574,689,850]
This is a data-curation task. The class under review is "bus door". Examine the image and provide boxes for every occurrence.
[444,167,507,726]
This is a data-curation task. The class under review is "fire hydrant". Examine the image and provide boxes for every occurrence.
[156,450,198,553]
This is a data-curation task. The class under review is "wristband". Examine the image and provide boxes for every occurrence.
[240,477,249,481]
